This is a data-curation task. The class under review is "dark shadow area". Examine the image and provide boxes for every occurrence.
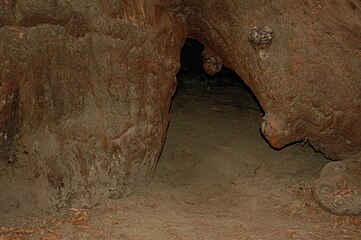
[176,39,319,152]
[176,38,264,113]
[173,37,324,156]
[177,38,243,89]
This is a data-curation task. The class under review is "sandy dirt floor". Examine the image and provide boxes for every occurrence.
[1,87,361,239]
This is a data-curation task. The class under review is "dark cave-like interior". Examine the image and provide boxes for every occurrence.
[177,38,244,89]
[149,39,338,240]
[175,38,264,117]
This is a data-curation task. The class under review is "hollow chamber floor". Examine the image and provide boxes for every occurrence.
[2,87,361,239]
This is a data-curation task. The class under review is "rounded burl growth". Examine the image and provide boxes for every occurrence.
[260,114,292,149]
[313,156,361,215]
[202,48,223,75]
[248,26,274,50]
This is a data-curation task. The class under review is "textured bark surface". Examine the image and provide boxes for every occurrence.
[164,0,361,215]
[166,0,361,160]
[1,0,361,214]
[165,0,361,214]
[0,0,186,211]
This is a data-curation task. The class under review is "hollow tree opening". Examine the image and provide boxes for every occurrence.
[155,38,268,186]
[154,38,329,220]
[176,38,250,90]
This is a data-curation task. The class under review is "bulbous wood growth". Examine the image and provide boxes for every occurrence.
[1,0,361,215]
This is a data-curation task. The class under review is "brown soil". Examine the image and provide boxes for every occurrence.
[1,87,360,240]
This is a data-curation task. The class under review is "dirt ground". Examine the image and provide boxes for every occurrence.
[1,86,361,240]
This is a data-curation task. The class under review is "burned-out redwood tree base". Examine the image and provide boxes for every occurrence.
[1,0,361,215]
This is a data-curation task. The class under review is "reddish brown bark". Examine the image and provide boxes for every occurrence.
[166,0,361,160]
[0,0,186,211]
